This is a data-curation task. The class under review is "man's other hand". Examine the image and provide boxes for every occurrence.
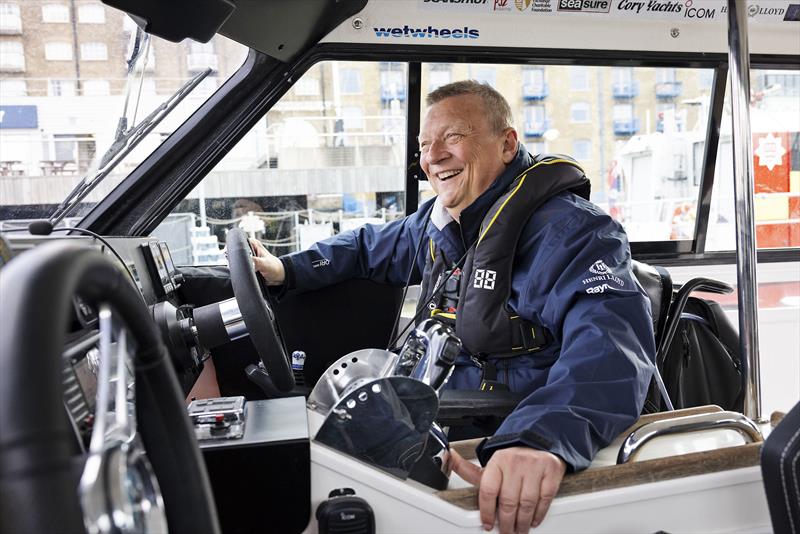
[450,446,566,533]
[247,238,285,285]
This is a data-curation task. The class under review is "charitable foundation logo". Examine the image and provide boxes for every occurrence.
[515,0,533,10]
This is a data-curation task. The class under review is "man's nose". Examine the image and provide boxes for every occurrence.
[426,138,448,164]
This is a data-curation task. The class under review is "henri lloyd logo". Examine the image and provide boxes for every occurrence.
[373,25,480,38]
[558,0,610,13]
[589,259,610,274]
[582,259,625,294]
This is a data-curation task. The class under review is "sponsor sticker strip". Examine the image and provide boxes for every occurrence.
[417,0,797,22]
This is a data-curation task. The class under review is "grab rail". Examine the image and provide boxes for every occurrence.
[617,411,762,464]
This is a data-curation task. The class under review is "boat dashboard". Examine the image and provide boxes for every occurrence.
[2,233,209,450]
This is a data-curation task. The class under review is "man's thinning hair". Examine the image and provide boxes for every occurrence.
[426,80,513,134]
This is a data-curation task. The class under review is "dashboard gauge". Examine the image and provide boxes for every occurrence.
[141,241,174,297]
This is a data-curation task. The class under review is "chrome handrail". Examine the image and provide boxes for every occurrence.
[726,0,762,422]
[617,411,763,464]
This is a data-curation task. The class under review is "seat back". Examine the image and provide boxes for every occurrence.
[631,260,672,348]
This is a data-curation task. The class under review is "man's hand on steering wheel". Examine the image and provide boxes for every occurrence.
[247,238,285,286]
[450,446,566,533]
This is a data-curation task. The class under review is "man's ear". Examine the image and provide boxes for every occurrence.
[501,128,519,164]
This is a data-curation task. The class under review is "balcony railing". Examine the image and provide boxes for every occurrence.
[524,119,549,137]
[612,81,639,99]
[613,118,640,136]
[656,81,683,99]
[522,82,549,100]
[187,53,218,72]
[380,85,406,101]
[0,15,22,34]
[0,53,25,72]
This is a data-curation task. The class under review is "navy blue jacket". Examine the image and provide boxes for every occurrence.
[282,145,655,471]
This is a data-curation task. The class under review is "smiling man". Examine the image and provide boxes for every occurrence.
[251,80,655,533]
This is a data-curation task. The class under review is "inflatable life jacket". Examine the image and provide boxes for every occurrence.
[416,155,591,359]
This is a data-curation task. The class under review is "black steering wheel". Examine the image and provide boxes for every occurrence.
[226,228,294,393]
[0,241,219,533]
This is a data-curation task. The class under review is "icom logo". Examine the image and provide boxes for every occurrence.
[312,258,331,268]
[473,269,497,290]
[557,0,610,13]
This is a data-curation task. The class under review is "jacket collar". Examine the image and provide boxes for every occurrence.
[427,144,534,261]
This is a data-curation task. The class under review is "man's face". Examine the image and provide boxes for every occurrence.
[419,94,518,219]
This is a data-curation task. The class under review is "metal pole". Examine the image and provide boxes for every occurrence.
[726,0,762,422]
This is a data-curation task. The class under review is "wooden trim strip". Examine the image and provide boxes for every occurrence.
[436,442,762,510]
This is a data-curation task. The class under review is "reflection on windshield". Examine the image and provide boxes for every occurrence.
[50,27,211,226]
[0,6,248,225]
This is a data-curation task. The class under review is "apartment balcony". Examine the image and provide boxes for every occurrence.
[522,82,549,100]
[524,119,549,137]
[380,84,406,102]
[656,81,683,99]
[0,15,22,34]
[613,118,640,136]
[0,53,25,72]
[187,52,218,72]
[612,81,639,99]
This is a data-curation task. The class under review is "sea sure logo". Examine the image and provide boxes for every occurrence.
[373,25,480,39]
[558,0,611,13]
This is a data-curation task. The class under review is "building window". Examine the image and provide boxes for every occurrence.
[189,40,214,54]
[428,64,451,91]
[80,42,108,61]
[472,66,496,87]
[570,102,591,123]
[0,3,22,32]
[82,79,110,96]
[77,4,105,23]
[613,103,634,121]
[570,66,589,91]
[42,3,69,23]
[697,70,714,90]
[572,139,592,161]
[0,41,25,71]
[380,62,406,101]
[45,42,73,60]
[339,68,362,95]
[523,104,547,136]
[0,78,26,96]
[49,79,76,96]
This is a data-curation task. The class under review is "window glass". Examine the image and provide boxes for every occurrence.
[80,42,108,61]
[0,78,26,96]
[0,41,24,70]
[0,8,248,224]
[77,4,105,23]
[418,63,714,242]
[157,61,408,265]
[0,3,21,32]
[570,102,590,123]
[45,42,72,60]
[42,3,69,23]
[706,68,800,251]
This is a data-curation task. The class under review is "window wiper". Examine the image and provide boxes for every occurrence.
[49,67,212,227]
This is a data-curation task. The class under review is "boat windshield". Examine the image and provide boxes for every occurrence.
[0,7,248,226]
